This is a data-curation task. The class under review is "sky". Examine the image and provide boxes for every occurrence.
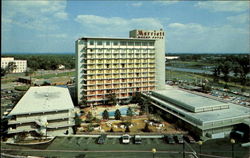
[2,0,250,54]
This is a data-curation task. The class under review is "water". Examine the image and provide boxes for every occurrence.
[166,66,212,74]
[100,107,135,116]
[166,66,250,77]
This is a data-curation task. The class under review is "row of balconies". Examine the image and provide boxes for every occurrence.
[84,79,154,85]
[85,74,155,80]
[84,47,155,53]
[83,54,155,58]
[84,81,155,87]
[8,111,74,125]
[83,57,155,60]
[84,76,155,81]
[82,65,155,69]
[85,84,155,91]
[84,89,155,101]
[85,68,155,75]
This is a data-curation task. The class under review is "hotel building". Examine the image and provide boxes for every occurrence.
[1,57,27,73]
[76,29,165,106]
[7,86,75,136]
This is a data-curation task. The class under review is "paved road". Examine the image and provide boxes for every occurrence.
[1,148,231,158]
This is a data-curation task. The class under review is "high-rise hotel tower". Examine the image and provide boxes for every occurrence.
[76,29,165,106]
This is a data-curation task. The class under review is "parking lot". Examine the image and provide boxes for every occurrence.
[2,136,249,158]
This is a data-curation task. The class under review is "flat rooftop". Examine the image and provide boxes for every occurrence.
[152,89,229,113]
[8,86,74,116]
[78,37,156,41]
[150,87,250,129]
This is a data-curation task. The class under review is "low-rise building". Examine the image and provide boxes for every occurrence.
[7,86,75,136]
[1,57,27,73]
[145,86,250,139]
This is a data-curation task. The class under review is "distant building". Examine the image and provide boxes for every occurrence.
[58,64,65,70]
[75,29,165,106]
[145,86,250,139]
[1,57,27,73]
[165,56,179,60]
[7,86,75,136]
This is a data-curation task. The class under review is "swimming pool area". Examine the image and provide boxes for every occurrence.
[99,107,137,116]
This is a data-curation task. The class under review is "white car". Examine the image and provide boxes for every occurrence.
[122,134,130,144]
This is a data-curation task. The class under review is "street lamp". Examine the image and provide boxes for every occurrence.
[230,139,235,158]
[152,148,156,158]
[198,141,203,158]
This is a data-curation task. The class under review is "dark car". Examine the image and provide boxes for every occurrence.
[134,135,142,144]
[97,134,107,144]
[183,135,196,144]
[174,135,184,144]
[165,135,175,144]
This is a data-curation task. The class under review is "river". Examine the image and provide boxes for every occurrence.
[166,66,250,77]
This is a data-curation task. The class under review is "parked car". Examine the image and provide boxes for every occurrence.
[165,135,175,144]
[174,135,184,144]
[183,135,196,144]
[122,134,130,144]
[134,135,142,144]
[97,134,107,144]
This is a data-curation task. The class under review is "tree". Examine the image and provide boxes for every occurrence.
[86,112,93,122]
[235,56,250,85]
[143,123,151,132]
[219,61,231,83]
[212,66,220,82]
[131,92,143,104]
[6,62,17,73]
[126,107,133,117]
[114,109,121,120]
[1,68,6,77]
[125,126,130,133]
[141,97,150,115]
[102,109,109,120]
[110,127,114,132]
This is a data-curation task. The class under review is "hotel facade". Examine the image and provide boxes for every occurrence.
[76,29,165,106]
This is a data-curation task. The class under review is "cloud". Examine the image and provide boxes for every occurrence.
[75,15,163,36]
[2,0,68,31]
[167,23,249,53]
[227,13,250,24]
[37,33,68,38]
[131,2,143,7]
[195,1,249,12]
[156,1,179,5]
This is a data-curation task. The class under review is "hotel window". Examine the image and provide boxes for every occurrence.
[135,42,141,46]
[128,42,134,46]
[149,42,154,46]
[106,41,110,46]
[120,41,127,46]
[97,41,102,45]
[142,42,148,46]
[113,41,118,46]
[89,41,94,45]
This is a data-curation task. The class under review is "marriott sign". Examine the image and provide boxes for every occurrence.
[134,30,164,39]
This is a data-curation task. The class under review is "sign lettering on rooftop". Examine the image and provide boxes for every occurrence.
[135,30,164,39]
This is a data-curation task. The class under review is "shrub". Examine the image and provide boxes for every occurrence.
[125,126,130,133]
[14,86,30,91]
